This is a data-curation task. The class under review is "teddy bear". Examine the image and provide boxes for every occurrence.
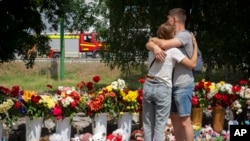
[71,133,93,141]
[130,129,144,141]
[106,128,124,141]
[89,132,106,141]
[165,118,174,141]
[49,133,62,141]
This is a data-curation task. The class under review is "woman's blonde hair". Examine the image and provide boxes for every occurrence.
[156,22,174,39]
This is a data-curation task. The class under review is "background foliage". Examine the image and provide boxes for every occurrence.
[0,0,249,83]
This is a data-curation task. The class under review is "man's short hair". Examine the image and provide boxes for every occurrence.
[168,8,186,23]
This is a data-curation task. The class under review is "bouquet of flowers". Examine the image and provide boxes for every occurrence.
[207,81,237,108]
[110,78,140,115]
[87,87,117,117]
[192,79,215,108]
[14,89,55,119]
[231,79,250,115]
[77,75,118,118]
[0,86,16,121]
[51,86,81,120]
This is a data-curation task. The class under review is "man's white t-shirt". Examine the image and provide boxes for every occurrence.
[147,48,185,87]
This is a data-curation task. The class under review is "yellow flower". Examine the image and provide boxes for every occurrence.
[22,90,37,102]
[193,124,201,131]
[106,85,113,92]
[39,95,56,109]
[0,99,14,113]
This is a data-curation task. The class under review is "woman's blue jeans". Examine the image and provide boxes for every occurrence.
[142,79,172,141]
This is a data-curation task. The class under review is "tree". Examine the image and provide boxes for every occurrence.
[101,0,173,74]
[189,0,250,80]
[101,0,249,80]
[0,0,95,68]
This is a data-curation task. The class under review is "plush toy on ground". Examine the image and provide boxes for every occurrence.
[89,132,106,141]
[70,133,93,141]
[164,118,174,141]
[130,129,143,141]
[106,128,124,141]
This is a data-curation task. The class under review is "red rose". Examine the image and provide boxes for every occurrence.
[0,86,10,95]
[198,81,205,89]
[70,101,77,108]
[232,85,241,93]
[239,80,247,85]
[86,82,94,90]
[93,75,101,83]
[11,85,20,97]
[191,96,199,106]
[31,95,41,104]
[214,93,223,100]
[222,94,230,105]
[138,78,145,84]
[14,101,22,109]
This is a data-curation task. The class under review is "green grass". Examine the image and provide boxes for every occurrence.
[0,61,145,92]
[0,61,244,92]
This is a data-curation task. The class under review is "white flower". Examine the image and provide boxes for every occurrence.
[111,78,126,90]
[111,81,118,90]
[117,78,126,89]
[61,96,74,107]
[66,89,72,95]
[58,86,64,91]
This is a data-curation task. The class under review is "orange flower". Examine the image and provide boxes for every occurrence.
[22,90,37,102]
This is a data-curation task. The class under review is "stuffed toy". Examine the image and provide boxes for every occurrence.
[71,136,80,141]
[220,130,230,141]
[71,133,93,141]
[79,133,93,141]
[49,133,62,141]
[106,128,123,141]
[130,129,143,141]
[89,132,106,141]
[165,118,174,141]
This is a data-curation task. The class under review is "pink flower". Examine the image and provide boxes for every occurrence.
[52,104,63,120]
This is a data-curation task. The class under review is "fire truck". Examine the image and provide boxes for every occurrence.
[48,32,105,58]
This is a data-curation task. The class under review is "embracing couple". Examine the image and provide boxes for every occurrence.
[142,8,198,141]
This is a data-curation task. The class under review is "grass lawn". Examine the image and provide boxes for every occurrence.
[0,61,145,92]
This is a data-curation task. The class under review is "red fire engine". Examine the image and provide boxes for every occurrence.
[48,32,105,58]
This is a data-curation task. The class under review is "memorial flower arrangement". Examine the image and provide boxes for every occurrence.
[118,89,139,113]
[109,78,142,115]
[14,89,55,119]
[207,81,237,108]
[87,87,117,117]
[51,86,81,120]
[77,75,118,117]
[231,79,250,115]
[0,86,16,121]
[192,80,215,108]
